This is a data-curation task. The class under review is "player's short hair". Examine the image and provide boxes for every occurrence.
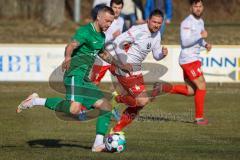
[149,9,164,19]
[189,0,204,5]
[98,6,115,16]
[110,0,124,7]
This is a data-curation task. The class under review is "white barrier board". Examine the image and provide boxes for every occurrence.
[0,44,239,82]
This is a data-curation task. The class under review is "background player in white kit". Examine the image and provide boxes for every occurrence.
[153,0,212,125]
[91,0,124,85]
[109,9,168,132]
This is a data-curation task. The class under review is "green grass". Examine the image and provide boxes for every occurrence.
[0,83,240,160]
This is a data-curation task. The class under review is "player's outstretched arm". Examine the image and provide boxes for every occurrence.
[98,50,133,74]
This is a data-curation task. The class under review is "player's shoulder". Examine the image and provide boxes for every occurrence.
[181,15,192,26]
[76,23,92,33]
[199,18,204,24]
[118,16,124,24]
[130,23,148,32]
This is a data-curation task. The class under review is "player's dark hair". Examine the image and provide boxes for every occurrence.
[110,0,124,7]
[149,9,164,19]
[189,0,204,5]
[91,4,106,20]
[98,6,115,16]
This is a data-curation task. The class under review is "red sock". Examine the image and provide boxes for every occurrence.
[194,89,206,119]
[116,95,137,107]
[163,84,189,96]
[113,106,143,132]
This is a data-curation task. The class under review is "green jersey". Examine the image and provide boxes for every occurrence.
[65,23,105,80]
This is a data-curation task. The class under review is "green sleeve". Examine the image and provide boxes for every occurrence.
[72,27,87,45]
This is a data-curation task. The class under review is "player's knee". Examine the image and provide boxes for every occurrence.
[136,97,149,106]
[188,88,195,96]
[186,85,195,96]
[197,82,206,90]
[94,98,112,111]
[70,102,82,115]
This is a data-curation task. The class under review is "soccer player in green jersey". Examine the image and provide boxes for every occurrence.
[16,6,129,152]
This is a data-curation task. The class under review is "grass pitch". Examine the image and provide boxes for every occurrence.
[0,83,239,160]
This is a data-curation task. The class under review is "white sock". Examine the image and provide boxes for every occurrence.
[93,134,104,147]
[195,118,204,121]
[32,98,46,106]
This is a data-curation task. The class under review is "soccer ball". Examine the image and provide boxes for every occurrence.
[105,133,126,153]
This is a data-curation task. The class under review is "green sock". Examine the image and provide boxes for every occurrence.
[96,110,112,135]
[45,98,71,114]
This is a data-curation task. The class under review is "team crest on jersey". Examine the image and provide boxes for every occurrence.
[147,43,151,49]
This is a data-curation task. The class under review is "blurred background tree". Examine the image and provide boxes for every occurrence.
[42,0,65,27]
[0,0,239,25]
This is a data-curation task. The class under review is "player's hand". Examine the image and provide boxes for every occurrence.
[201,30,208,38]
[205,43,212,52]
[62,56,71,71]
[162,46,168,57]
[112,30,121,38]
[120,63,133,76]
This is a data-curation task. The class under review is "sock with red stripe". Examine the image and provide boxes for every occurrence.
[163,84,189,96]
[113,106,143,132]
[194,89,206,119]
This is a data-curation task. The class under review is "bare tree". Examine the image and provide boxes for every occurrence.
[42,0,65,27]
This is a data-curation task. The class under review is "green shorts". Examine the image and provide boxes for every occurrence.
[64,75,104,110]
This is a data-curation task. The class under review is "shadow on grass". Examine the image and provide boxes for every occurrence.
[27,139,91,150]
[137,115,193,124]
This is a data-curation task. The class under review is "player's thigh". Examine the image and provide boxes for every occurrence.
[91,65,110,83]
[93,98,112,111]
[114,80,128,95]
[80,81,105,109]
[117,74,145,97]
[192,75,206,90]
[135,91,149,106]
[184,78,196,95]
[64,75,104,110]
[181,61,203,81]
[181,61,205,90]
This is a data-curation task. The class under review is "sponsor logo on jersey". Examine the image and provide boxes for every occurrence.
[147,43,151,49]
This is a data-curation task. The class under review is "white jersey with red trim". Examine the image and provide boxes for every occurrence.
[179,14,207,65]
[113,23,164,76]
[94,16,124,66]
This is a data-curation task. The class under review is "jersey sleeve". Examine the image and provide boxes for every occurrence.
[119,17,125,33]
[72,27,87,45]
[152,33,164,60]
[180,20,202,48]
[113,26,136,54]
[200,20,207,47]
[116,25,136,44]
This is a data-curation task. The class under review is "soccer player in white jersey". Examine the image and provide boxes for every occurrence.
[153,0,212,125]
[110,9,168,132]
[91,0,124,85]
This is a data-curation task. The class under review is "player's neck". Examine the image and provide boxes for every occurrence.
[191,13,201,20]
[93,21,102,33]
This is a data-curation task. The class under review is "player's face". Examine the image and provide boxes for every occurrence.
[191,2,204,18]
[111,3,123,19]
[98,12,114,31]
[148,15,163,33]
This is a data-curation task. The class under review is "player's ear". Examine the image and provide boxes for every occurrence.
[97,15,100,21]
[97,12,102,21]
